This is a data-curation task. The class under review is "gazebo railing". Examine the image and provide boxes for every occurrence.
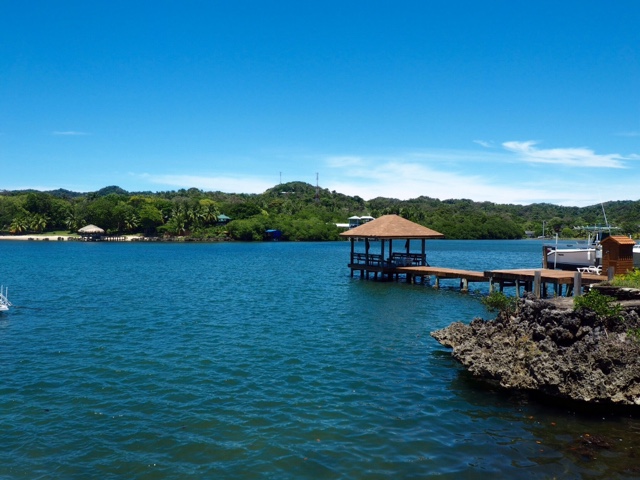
[389,253,426,266]
[351,252,426,267]
[351,253,385,266]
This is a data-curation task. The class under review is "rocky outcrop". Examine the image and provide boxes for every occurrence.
[431,292,640,406]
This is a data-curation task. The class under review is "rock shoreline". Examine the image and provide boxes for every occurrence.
[431,290,640,406]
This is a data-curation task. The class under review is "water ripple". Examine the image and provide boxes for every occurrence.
[1,241,639,478]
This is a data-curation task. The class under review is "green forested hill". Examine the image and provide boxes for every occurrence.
[1,182,638,241]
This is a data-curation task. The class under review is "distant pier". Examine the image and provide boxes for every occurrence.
[340,215,608,298]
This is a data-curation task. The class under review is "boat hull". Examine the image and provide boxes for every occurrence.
[545,247,597,271]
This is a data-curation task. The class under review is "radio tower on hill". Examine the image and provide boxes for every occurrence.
[315,173,320,203]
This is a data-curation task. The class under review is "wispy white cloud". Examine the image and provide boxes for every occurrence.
[502,141,628,168]
[136,173,274,193]
[323,157,550,204]
[52,131,89,136]
[320,146,638,206]
[130,140,639,207]
[615,131,640,137]
[473,140,494,148]
[325,156,365,168]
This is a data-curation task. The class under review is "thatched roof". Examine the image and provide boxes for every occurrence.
[78,224,105,234]
[339,215,444,239]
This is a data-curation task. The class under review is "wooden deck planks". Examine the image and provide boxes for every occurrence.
[348,261,607,296]
[485,268,606,285]
[388,265,607,296]
[396,266,488,282]
[397,266,605,284]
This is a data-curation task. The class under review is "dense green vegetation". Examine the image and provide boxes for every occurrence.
[608,269,640,289]
[1,182,639,241]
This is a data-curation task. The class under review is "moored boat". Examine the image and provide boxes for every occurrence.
[544,226,611,271]
[544,243,598,271]
[0,285,11,312]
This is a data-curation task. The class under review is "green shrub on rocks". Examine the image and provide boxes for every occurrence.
[481,291,518,317]
[573,289,623,322]
[608,268,640,289]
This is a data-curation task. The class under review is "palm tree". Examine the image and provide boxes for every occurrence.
[185,205,201,229]
[200,203,219,226]
[65,209,85,232]
[123,212,140,232]
[9,217,28,235]
[165,213,187,236]
[30,214,49,233]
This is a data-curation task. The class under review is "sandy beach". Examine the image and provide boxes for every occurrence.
[0,235,141,242]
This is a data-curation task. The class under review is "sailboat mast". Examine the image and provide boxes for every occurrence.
[601,203,610,233]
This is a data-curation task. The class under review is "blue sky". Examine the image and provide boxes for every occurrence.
[2,1,639,206]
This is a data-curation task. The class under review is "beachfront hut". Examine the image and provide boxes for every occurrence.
[217,214,231,225]
[601,235,635,275]
[340,214,444,278]
[78,224,105,241]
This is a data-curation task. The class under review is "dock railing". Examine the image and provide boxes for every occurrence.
[389,253,425,266]
[351,253,385,267]
[351,252,426,267]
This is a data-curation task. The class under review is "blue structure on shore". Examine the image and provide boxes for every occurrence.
[265,229,282,241]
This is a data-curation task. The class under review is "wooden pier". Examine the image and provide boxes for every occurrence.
[340,215,609,298]
[390,265,605,297]
[397,266,488,291]
[485,268,605,297]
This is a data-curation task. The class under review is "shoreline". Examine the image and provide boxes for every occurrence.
[431,290,640,407]
[0,235,140,242]
[0,235,231,243]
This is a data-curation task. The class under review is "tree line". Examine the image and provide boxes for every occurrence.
[1,182,639,241]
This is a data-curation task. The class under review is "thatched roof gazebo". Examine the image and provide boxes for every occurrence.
[340,215,444,279]
[78,224,105,241]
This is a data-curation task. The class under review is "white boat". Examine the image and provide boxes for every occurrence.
[545,242,598,271]
[546,230,640,272]
[544,227,611,271]
[0,285,11,312]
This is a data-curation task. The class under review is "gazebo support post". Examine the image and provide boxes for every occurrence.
[350,239,355,277]
[365,238,370,277]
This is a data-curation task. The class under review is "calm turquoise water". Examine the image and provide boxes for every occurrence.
[1,240,639,479]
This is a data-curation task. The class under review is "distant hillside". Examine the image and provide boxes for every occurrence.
[1,182,639,240]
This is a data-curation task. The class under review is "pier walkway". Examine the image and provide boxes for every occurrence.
[396,266,487,290]
[392,266,606,297]
[485,268,606,297]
